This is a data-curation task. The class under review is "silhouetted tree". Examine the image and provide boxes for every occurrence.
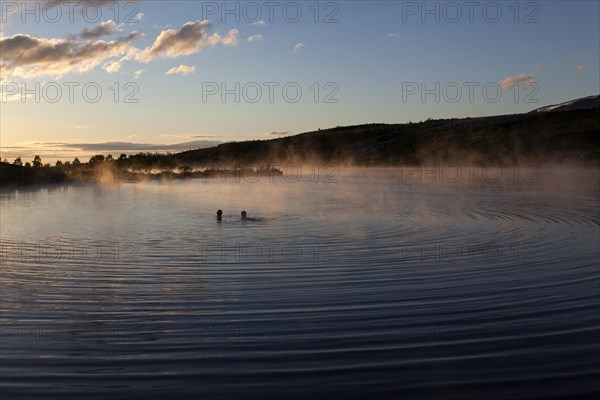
[73,158,81,165]
[115,153,128,169]
[89,154,105,165]
[13,157,22,166]
[32,155,42,167]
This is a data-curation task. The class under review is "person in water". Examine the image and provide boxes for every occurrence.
[241,211,256,221]
[216,209,223,221]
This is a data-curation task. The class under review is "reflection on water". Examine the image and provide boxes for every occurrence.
[1,168,599,399]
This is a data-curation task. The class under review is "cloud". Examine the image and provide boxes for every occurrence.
[576,65,585,72]
[265,131,290,136]
[247,34,264,42]
[137,20,210,60]
[54,140,221,152]
[134,69,145,78]
[135,20,238,62]
[252,20,267,26]
[0,137,222,161]
[0,32,138,79]
[160,134,221,140]
[160,134,193,139]
[131,12,145,23]
[165,64,195,76]
[387,33,400,40]
[0,63,8,82]
[499,74,536,89]
[2,92,35,102]
[533,64,542,72]
[293,42,304,53]
[210,29,238,46]
[80,20,122,39]
[103,61,122,73]
[192,135,221,139]
[1,19,240,80]
[72,125,97,130]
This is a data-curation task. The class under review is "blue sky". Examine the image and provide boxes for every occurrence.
[1,0,598,161]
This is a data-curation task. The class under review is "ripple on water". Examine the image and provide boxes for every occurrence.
[1,176,599,399]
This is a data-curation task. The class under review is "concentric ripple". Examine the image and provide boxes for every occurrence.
[1,170,599,399]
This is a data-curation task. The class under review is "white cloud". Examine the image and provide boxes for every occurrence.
[499,74,536,89]
[134,69,145,78]
[0,32,138,79]
[247,34,264,42]
[165,64,196,76]
[80,20,122,39]
[208,29,238,47]
[103,61,122,73]
[131,12,145,23]
[387,33,400,40]
[135,21,238,62]
[293,42,304,53]
[0,20,239,80]
[252,20,267,26]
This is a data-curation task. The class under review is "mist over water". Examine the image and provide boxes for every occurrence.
[1,167,599,399]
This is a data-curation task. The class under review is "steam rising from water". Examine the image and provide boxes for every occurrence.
[0,167,598,399]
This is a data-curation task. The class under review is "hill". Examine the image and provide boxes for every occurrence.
[3,100,599,186]
[174,106,599,167]
[529,95,600,113]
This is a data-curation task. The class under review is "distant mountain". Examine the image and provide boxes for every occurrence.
[530,95,600,113]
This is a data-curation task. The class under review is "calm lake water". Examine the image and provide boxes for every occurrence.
[1,167,599,399]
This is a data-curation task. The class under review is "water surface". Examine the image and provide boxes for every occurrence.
[1,168,599,399]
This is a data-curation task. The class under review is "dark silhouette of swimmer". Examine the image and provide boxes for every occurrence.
[241,211,256,221]
[216,209,223,222]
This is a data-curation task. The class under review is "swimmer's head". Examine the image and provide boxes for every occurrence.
[217,210,223,217]
[241,211,247,219]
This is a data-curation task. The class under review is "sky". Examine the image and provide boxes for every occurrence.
[1,0,599,162]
